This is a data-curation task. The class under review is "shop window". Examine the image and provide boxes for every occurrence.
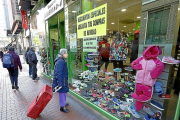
[146,8,170,44]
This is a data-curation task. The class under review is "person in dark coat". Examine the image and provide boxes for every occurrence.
[2,47,22,90]
[25,47,32,78]
[52,49,69,113]
[28,47,39,81]
[0,50,4,59]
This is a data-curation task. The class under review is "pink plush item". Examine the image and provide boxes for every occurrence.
[135,101,144,111]
[132,83,153,111]
[133,83,153,102]
[132,93,138,99]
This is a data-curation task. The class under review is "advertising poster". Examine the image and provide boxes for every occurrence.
[83,37,97,52]
[70,33,77,52]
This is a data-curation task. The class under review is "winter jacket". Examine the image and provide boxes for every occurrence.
[28,48,37,66]
[52,57,69,93]
[98,41,110,58]
[25,51,29,64]
[131,45,164,87]
[2,51,22,70]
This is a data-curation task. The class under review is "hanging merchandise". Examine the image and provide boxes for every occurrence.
[131,45,164,111]
[109,32,128,61]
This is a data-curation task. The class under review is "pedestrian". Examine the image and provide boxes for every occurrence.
[2,47,22,90]
[28,47,39,81]
[0,49,4,58]
[52,49,69,113]
[25,47,32,78]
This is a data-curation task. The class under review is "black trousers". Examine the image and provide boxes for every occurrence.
[32,64,37,80]
[98,57,109,70]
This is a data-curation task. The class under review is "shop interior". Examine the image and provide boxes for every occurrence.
[67,0,180,120]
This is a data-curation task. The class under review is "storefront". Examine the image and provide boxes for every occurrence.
[64,0,180,120]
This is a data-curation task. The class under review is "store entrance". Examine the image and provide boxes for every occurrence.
[48,10,65,71]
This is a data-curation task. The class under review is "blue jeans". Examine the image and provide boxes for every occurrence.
[29,64,32,76]
[8,69,18,87]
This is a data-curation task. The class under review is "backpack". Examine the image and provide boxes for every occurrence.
[3,53,14,68]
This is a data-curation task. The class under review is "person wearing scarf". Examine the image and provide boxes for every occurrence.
[52,49,69,113]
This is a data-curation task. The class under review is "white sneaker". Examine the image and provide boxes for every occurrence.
[73,88,80,92]
[73,80,81,85]
[72,84,79,88]
[105,72,113,75]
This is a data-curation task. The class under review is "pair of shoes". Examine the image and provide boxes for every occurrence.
[60,107,70,113]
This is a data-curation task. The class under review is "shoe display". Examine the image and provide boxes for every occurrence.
[162,56,180,64]
[128,103,141,118]
[158,94,171,99]
[150,100,164,110]
[143,105,155,116]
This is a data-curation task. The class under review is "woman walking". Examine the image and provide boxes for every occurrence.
[52,49,69,113]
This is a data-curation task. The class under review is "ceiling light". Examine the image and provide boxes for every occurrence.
[121,9,126,12]
[137,16,141,19]
[121,30,124,31]
[133,29,135,30]
[124,26,126,27]
[129,32,131,33]
[144,18,147,19]
[178,8,180,10]
[107,29,109,30]
[111,23,115,24]
[72,11,76,13]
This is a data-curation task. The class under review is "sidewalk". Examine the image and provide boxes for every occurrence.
[0,62,107,120]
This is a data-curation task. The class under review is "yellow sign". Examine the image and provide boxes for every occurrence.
[77,3,107,38]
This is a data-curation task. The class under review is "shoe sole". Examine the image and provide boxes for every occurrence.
[150,103,164,110]
[128,107,140,118]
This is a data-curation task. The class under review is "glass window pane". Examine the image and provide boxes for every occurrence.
[152,35,160,44]
[159,35,166,43]
[155,11,163,19]
[154,19,161,33]
[148,20,154,31]
[161,18,169,33]
[148,13,155,21]
[146,35,153,44]
[163,9,170,18]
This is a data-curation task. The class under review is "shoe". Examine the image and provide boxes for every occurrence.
[85,63,90,66]
[143,105,155,116]
[113,68,122,72]
[144,114,155,120]
[60,107,70,113]
[150,100,164,110]
[128,103,141,118]
[159,94,171,99]
[15,86,19,90]
[29,75,32,78]
[81,83,87,87]
[114,103,120,111]
[120,104,129,111]
[124,67,133,71]
[12,86,15,89]
[155,110,162,120]
[155,82,163,95]
[35,77,40,80]
[162,56,180,64]
[72,84,79,88]
[65,103,69,107]
[125,81,134,87]
[105,72,113,76]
